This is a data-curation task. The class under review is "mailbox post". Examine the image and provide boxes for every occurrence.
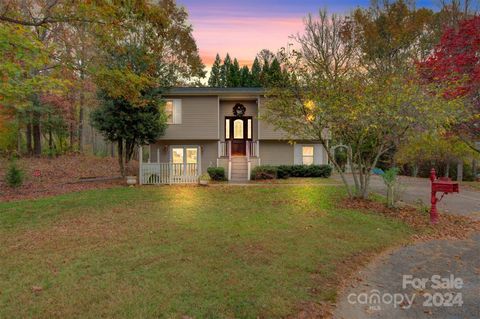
[429,168,459,224]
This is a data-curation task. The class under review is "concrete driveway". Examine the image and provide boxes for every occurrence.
[335,174,480,220]
[334,174,480,319]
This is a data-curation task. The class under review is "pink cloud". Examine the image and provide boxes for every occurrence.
[190,15,305,67]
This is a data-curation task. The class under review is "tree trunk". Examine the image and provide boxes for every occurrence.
[118,139,125,177]
[412,164,419,177]
[48,128,53,156]
[78,104,84,152]
[69,123,74,150]
[444,162,450,178]
[387,185,395,208]
[26,122,33,156]
[32,110,41,157]
[473,159,477,180]
[456,161,463,182]
[78,72,85,153]
[326,146,354,198]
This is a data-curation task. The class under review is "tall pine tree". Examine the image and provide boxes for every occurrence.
[260,59,270,87]
[228,58,241,87]
[240,65,251,87]
[220,53,232,87]
[250,57,261,87]
[208,54,222,87]
[268,58,282,86]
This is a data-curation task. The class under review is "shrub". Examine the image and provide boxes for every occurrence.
[251,165,277,180]
[5,160,24,188]
[290,165,307,177]
[282,165,332,178]
[306,165,332,178]
[207,167,226,181]
[277,165,292,179]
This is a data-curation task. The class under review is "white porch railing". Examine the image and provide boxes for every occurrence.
[249,140,258,157]
[140,163,199,185]
[218,141,230,157]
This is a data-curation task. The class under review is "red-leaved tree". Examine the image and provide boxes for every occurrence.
[418,16,480,153]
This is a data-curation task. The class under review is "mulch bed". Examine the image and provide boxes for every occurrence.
[0,154,131,202]
[339,198,480,241]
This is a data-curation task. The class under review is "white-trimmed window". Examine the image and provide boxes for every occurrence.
[233,119,244,139]
[225,119,230,139]
[165,99,182,124]
[302,146,314,165]
[170,146,200,176]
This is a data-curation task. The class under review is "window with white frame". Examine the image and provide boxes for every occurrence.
[165,99,182,124]
[302,146,314,165]
[170,146,200,175]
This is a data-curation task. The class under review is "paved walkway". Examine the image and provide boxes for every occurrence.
[334,175,480,319]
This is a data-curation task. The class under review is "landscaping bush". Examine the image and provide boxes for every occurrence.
[5,160,24,188]
[305,164,332,177]
[277,165,292,179]
[277,165,332,178]
[207,167,226,181]
[290,165,308,177]
[251,165,277,180]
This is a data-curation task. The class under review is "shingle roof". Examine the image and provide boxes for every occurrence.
[163,87,265,96]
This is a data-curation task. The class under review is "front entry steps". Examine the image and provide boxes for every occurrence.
[230,156,248,182]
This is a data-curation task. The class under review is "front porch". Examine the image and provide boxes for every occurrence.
[217,140,260,181]
[138,140,261,185]
[138,145,202,185]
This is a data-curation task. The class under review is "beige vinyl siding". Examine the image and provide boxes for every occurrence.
[257,96,289,140]
[259,141,294,165]
[160,96,218,140]
[293,143,328,165]
[150,140,218,174]
[219,100,258,141]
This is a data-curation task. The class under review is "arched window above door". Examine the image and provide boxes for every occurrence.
[233,119,244,139]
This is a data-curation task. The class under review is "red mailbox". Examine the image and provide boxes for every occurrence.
[430,168,459,224]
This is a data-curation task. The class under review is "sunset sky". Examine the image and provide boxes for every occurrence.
[178,0,439,68]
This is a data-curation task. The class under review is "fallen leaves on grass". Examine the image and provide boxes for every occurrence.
[0,154,129,202]
[287,301,333,319]
[339,199,480,241]
[31,286,43,294]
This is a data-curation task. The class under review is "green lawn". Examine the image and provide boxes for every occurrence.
[0,185,413,318]
[461,181,480,191]
[250,177,342,185]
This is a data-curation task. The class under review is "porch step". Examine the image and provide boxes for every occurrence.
[231,165,248,170]
[230,156,249,181]
[231,156,247,162]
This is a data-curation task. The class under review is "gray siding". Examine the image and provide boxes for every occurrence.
[160,96,219,140]
[293,143,328,165]
[150,140,218,174]
[258,96,289,140]
[259,141,294,165]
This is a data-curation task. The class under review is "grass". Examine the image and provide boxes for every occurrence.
[461,180,480,191]
[250,177,342,185]
[0,185,414,318]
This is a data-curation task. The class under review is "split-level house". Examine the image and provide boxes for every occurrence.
[138,87,328,184]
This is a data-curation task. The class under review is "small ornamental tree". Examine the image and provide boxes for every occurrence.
[262,9,461,199]
[5,160,24,188]
[91,91,167,176]
[418,16,480,153]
